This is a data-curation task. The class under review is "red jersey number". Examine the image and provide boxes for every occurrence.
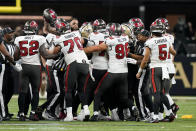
[158,44,167,61]
[19,41,39,56]
[63,37,83,54]
[115,42,129,59]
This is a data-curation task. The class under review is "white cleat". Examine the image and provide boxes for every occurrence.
[63,114,73,122]
[111,108,120,121]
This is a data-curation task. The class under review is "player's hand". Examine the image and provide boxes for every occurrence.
[13,63,23,72]
[136,72,141,79]
[126,58,137,64]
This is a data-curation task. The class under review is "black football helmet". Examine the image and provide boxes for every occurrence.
[24,20,39,35]
[92,19,106,32]
[43,8,57,27]
[55,19,71,35]
[108,23,122,36]
[150,20,165,34]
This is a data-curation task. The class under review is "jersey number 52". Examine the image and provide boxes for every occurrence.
[19,41,39,56]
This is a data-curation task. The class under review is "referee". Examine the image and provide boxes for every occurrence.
[0,27,16,121]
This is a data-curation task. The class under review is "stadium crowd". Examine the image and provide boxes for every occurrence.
[0,8,179,123]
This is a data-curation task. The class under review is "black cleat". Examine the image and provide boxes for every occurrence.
[161,113,175,122]
[29,112,39,121]
[172,104,179,116]
[19,114,26,121]
[90,115,99,121]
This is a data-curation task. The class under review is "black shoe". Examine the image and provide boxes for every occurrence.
[168,113,175,122]
[160,113,175,122]
[132,107,140,121]
[2,115,11,121]
[172,104,179,116]
[19,113,26,121]
[29,112,39,121]
[35,107,44,120]
[90,115,99,121]
[8,113,14,118]
[126,116,136,121]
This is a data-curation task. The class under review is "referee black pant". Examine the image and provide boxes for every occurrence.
[0,63,15,117]
[40,65,65,113]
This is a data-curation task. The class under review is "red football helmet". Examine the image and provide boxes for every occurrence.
[155,18,169,30]
[43,8,58,27]
[150,20,165,34]
[92,19,106,32]
[55,19,70,35]
[108,23,122,36]
[24,20,39,34]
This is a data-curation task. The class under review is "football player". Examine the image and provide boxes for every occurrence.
[136,21,176,123]
[84,23,130,121]
[15,20,58,121]
[155,18,179,121]
[48,20,91,121]
[78,19,110,121]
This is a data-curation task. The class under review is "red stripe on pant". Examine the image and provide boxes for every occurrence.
[65,65,70,93]
[84,73,90,93]
[151,68,156,93]
[46,65,52,87]
[94,72,109,94]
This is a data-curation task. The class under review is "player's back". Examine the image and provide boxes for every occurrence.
[88,32,108,70]
[106,35,129,73]
[145,35,171,68]
[56,31,88,65]
[15,35,46,65]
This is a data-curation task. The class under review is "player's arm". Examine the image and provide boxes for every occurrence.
[14,46,21,61]
[169,45,176,56]
[83,42,107,53]
[136,47,150,79]
[39,44,59,59]
[127,53,144,60]
[43,18,56,34]
[0,42,15,65]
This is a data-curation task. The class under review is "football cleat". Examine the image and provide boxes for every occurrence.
[90,115,99,121]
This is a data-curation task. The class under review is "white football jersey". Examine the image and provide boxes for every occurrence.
[15,35,46,65]
[164,33,176,74]
[88,32,108,70]
[105,35,129,73]
[145,35,172,68]
[45,33,56,66]
[55,31,88,65]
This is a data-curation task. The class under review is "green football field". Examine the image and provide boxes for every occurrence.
[0,96,195,131]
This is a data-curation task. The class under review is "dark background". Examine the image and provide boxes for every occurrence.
[1,0,196,30]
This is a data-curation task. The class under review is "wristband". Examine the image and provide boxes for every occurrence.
[138,67,143,73]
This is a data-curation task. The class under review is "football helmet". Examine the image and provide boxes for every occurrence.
[43,8,57,27]
[150,20,165,34]
[92,19,106,33]
[55,19,71,35]
[121,23,134,38]
[24,20,39,34]
[79,22,93,38]
[155,17,169,30]
[108,23,122,36]
[129,17,144,24]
